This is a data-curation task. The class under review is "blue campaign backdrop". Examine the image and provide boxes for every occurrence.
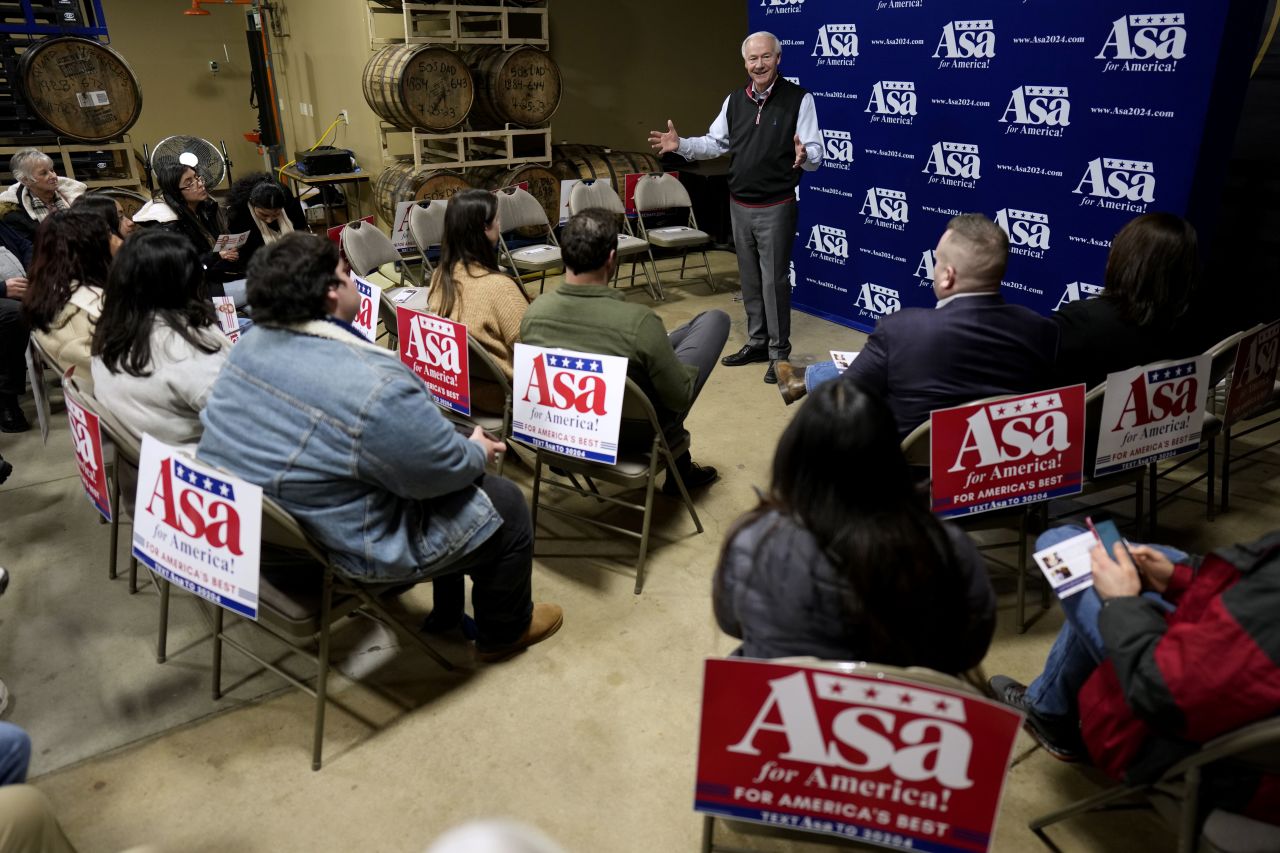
[746,0,1260,333]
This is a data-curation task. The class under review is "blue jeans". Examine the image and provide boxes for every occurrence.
[0,722,30,785]
[1025,526,1183,720]
[804,360,843,393]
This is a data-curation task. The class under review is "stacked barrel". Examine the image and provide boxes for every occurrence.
[364,1,565,227]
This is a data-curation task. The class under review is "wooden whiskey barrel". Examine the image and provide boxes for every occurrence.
[89,187,148,220]
[362,45,473,131]
[467,46,561,129]
[374,162,471,225]
[468,163,560,235]
[17,37,142,143]
[552,145,660,196]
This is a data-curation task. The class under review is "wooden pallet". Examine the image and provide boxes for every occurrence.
[379,123,551,170]
[366,1,548,49]
[0,136,142,190]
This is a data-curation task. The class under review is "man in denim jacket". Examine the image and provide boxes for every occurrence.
[197,233,561,662]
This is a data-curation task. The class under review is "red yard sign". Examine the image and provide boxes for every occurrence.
[929,385,1086,517]
[65,392,111,521]
[1224,321,1279,427]
[396,306,471,416]
[694,659,1022,852]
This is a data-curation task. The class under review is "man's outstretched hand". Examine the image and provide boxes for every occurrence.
[648,120,680,155]
[792,134,807,169]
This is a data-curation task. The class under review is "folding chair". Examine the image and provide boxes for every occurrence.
[1047,381,1149,537]
[1030,716,1280,853]
[522,378,703,594]
[60,368,141,593]
[340,219,408,287]
[211,494,456,770]
[1220,381,1280,514]
[433,337,516,476]
[899,405,1045,633]
[632,173,716,300]
[494,186,562,296]
[567,179,658,300]
[1148,330,1247,522]
[408,199,446,280]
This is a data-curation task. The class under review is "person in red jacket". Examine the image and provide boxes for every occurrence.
[991,527,1280,823]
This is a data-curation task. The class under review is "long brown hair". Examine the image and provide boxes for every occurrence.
[21,209,113,332]
[1104,212,1198,327]
[429,189,524,317]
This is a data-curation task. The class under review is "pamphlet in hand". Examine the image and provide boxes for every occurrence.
[830,351,859,372]
[213,231,250,253]
[1032,530,1099,599]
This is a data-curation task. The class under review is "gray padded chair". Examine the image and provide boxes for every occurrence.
[567,179,658,300]
[408,199,447,279]
[520,377,703,594]
[633,173,716,300]
[341,219,408,285]
[494,187,561,296]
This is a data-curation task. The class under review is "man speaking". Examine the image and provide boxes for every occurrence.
[649,31,822,385]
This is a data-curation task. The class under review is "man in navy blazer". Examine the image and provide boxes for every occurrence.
[776,214,1059,437]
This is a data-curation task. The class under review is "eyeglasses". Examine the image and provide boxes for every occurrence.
[179,175,206,191]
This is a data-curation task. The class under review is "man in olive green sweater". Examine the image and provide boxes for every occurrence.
[520,208,730,493]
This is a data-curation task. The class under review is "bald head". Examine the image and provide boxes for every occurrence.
[933,214,1008,298]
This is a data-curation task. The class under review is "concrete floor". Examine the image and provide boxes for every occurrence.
[1,250,1277,852]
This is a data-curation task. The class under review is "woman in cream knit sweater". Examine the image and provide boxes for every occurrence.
[427,189,530,415]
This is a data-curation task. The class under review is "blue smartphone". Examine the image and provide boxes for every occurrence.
[1086,517,1133,564]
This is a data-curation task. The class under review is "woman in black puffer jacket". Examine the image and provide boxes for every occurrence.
[712,380,996,673]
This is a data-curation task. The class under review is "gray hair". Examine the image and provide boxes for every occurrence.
[9,148,53,183]
[741,31,781,59]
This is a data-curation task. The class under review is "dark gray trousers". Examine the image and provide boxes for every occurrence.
[729,199,796,360]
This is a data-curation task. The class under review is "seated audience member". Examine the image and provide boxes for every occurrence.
[225,173,306,270]
[197,234,561,661]
[0,244,29,433]
[774,214,1059,438]
[73,193,133,241]
[1054,212,1199,389]
[0,149,86,239]
[714,381,995,670]
[427,189,530,414]
[21,209,117,384]
[0,784,79,853]
[520,208,730,493]
[991,527,1280,824]
[0,722,29,786]
[133,163,238,290]
[91,230,229,449]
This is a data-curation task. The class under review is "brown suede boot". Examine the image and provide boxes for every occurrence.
[775,362,807,406]
[477,602,564,663]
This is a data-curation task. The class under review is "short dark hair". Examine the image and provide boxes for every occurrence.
[73,193,124,238]
[559,208,616,275]
[1104,212,1198,327]
[246,232,341,324]
[92,229,218,377]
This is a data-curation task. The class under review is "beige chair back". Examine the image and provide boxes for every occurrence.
[634,174,691,213]
[495,187,549,232]
[341,220,400,277]
[569,180,625,216]
[408,200,446,256]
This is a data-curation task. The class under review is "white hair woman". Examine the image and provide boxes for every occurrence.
[0,148,87,238]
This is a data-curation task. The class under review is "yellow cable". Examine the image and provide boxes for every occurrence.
[276,115,345,181]
[1254,1,1280,77]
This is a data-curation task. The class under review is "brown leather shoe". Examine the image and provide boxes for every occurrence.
[476,602,564,662]
[775,361,807,406]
